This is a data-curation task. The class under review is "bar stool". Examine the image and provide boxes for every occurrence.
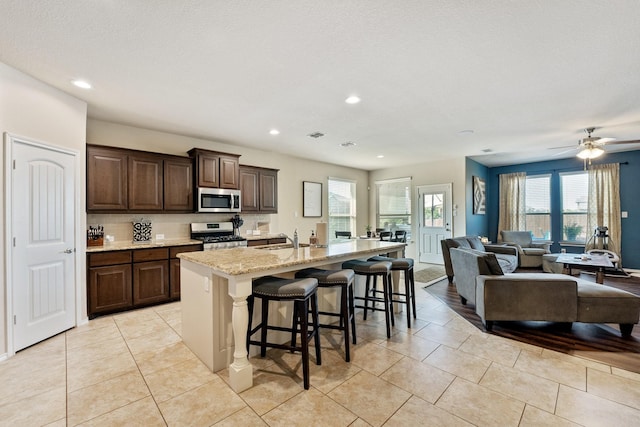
[369,255,417,328]
[246,276,321,389]
[295,268,356,362]
[342,259,393,338]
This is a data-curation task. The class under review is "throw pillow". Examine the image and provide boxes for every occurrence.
[483,252,504,275]
[466,236,486,252]
[452,237,472,249]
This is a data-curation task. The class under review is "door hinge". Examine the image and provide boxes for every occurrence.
[13,160,16,170]
[13,237,16,247]
[14,315,16,325]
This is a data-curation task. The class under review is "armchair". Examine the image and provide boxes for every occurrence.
[500,230,551,268]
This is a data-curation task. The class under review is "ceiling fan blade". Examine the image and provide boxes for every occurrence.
[607,139,640,145]
[548,144,578,150]
[551,147,578,156]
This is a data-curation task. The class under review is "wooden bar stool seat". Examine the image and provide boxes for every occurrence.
[295,268,356,361]
[246,276,321,389]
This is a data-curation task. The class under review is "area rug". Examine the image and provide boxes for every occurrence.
[424,275,640,374]
[414,266,446,285]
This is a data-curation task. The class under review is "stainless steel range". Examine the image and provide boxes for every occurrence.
[190,222,248,250]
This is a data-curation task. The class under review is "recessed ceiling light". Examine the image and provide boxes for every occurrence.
[376,155,384,158]
[71,79,92,89]
[345,95,361,104]
[269,129,280,135]
[340,141,356,147]
[458,129,474,136]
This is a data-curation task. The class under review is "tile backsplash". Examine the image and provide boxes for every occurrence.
[87,213,272,242]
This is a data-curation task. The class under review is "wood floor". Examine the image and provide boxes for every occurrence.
[424,271,640,374]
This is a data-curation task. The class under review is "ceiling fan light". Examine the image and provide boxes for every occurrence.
[577,147,604,159]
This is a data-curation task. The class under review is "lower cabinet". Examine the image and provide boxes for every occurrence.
[246,237,287,247]
[87,243,202,318]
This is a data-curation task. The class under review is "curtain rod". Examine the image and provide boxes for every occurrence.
[494,161,629,176]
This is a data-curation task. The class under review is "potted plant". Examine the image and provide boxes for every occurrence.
[563,223,583,241]
[366,225,372,238]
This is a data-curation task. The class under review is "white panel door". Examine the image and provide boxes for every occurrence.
[11,138,76,351]
[417,184,453,264]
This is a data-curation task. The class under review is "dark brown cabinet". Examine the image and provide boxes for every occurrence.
[246,237,287,247]
[189,148,240,189]
[128,154,163,211]
[87,146,128,211]
[239,165,278,213]
[164,157,193,211]
[87,145,193,213]
[88,251,133,315]
[87,243,202,318]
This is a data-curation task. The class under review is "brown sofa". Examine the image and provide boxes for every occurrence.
[450,247,640,336]
[441,236,518,283]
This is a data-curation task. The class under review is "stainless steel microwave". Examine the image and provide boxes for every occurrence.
[197,188,241,213]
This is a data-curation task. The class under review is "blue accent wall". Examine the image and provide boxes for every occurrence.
[465,158,489,237]
[485,150,640,268]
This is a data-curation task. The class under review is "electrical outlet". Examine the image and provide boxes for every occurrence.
[156,233,165,240]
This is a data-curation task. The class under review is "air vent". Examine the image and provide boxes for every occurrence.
[340,141,356,147]
[481,148,493,153]
[308,132,325,139]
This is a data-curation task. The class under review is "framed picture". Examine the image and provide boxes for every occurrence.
[303,181,322,217]
[473,176,486,215]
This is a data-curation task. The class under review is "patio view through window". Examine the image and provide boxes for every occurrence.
[561,171,588,242]
[525,175,551,239]
[328,178,356,240]
[376,177,411,240]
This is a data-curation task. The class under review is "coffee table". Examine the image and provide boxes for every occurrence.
[555,253,614,284]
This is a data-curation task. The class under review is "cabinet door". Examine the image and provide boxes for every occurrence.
[164,157,193,211]
[133,260,169,305]
[219,155,240,189]
[259,169,278,212]
[239,167,260,212]
[87,146,128,211]
[129,155,163,210]
[169,258,181,299]
[197,153,219,188]
[88,264,132,315]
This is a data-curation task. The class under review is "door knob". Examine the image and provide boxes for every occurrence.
[62,248,74,254]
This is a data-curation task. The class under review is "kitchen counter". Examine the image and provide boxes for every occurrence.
[86,238,202,252]
[178,239,406,393]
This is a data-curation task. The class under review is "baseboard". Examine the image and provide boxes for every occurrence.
[0,353,7,363]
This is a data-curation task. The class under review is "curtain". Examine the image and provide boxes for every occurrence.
[497,172,526,239]
[586,163,621,260]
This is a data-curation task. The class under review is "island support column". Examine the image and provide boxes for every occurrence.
[227,277,253,392]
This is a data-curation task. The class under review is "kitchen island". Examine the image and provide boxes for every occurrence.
[178,239,406,392]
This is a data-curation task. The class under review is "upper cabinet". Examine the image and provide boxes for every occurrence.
[87,146,128,211]
[188,148,240,189]
[239,165,278,213]
[128,153,163,211]
[164,157,193,211]
[87,145,193,213]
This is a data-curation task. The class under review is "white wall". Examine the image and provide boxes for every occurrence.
[0,62,87,355]
[87,119,370,241]
[368,157,467,259]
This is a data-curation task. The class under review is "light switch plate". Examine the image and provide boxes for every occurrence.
[156,233,165,240]
[621,211,628,218]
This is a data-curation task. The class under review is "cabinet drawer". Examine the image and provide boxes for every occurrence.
[133,248,169,262]
[247,239,268,247]
[170,244,203,258]
[268,238,287,245]
[88,251,132,267]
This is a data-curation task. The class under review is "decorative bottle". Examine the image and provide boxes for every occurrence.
[309,230,317,247]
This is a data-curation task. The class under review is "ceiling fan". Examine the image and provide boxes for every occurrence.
[552,127,640,161]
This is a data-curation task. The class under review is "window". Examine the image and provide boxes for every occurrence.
[525,175,551,239]
[376,177,411,239]
[561,171,588,242]
[328,178,356,240]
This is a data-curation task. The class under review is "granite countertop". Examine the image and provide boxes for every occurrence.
[86,238,203,253]
[178,239,406,275]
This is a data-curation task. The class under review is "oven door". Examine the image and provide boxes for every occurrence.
[198,188,241,213]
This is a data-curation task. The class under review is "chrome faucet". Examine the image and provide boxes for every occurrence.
[280,229,299,249]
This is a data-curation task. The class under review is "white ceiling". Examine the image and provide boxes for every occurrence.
[2,1,640,170]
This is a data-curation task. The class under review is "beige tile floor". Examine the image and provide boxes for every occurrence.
[1,285,640,426]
